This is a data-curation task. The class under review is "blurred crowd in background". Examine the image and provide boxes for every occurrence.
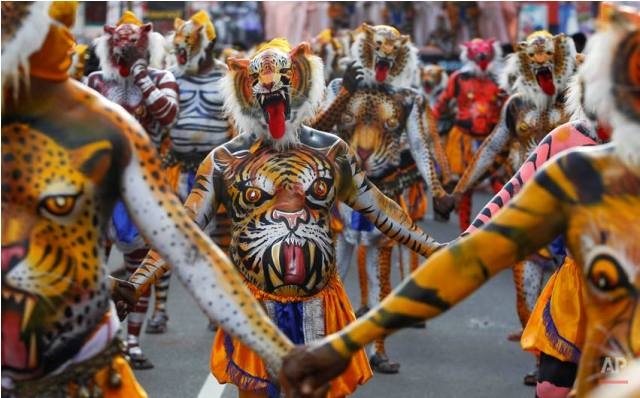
[75,1,599,59]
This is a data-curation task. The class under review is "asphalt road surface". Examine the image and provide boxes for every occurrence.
[109,191,537,397]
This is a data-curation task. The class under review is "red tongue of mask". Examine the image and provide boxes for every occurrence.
[177,54,187,65]
[265,100,286,139]
[375,63,390,82]
[283,243,306,285]
[477,59,489,71]
[117,58,130,77]
[1,309,28,369]
[536,70,555,96]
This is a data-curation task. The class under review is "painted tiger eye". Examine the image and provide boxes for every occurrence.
[589,255,621,291]
[245,187,262,203]
[42,195,76,216]
[313,180,328,198]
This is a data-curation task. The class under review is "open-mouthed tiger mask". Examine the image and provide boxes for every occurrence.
[172,10,216,74]
[511,31,577,98]
[351,23,418,86]
[222,39,324,148]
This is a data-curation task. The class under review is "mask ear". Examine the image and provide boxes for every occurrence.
[226,57,253,108]
[174,18,185,31]
[517,41,528,52]
[70,141,113,183]
[104,24,116,35]
[361,23,374,35]
[227,57,250,72]
[141,23,153,33]
[400,34,410,45]
[289,42,313,58]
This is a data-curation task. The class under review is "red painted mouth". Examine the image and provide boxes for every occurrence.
[115,56,129,77]
[375,60,391,82]
[177,48,188,65]
[535,67,555,96]
[1,288,38,373]
[282,242,306,285]
[477,59,489,71]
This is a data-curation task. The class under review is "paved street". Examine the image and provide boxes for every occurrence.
[109,191,537,397]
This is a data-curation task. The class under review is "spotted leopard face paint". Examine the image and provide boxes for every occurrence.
[1,124,112,378]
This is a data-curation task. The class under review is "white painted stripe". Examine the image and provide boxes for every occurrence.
[197,373,227,398]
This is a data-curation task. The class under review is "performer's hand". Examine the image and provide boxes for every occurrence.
[280,344,349,398]
[434,193,455,217]
[121,45,148,72]
[452,191,463,211]
[342,61,364,93]
[109,277,137,321]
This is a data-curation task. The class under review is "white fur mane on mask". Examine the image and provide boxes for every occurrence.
[508,35,577,111]
[2,1,52,98]
[581,22,640,168]
[93,28,166,80]
[564,74,599,139]
[221,50,325,150]
[459,40,503,79]
[350,29,419,88]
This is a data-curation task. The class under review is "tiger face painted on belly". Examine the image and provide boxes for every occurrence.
[219,144,337,296]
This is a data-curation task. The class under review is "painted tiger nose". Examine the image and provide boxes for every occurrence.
[2,242,27,274]
[357,147,373,162]
[273,209,308,230]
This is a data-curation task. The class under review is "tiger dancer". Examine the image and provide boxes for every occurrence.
[280,7,640,397]
[1,2,294,396]
[144,10,235,335]
[437,29,582,354]
[311,23,450,373]
[87,11,178,369]
[126,38,444,397]
[432,38,507,231]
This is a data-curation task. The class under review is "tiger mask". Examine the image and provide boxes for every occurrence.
[1,124,113,378]
[172,10,216,74]
[94,12,165,79]
[222,38,324,149]
[420,64,448,96]
[504,31,577,104]
[459,38,502,77]
[351,23,418,86]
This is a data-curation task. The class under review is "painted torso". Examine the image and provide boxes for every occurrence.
[2,81,129,380]
[87,68,174,148]
[448,71,504,137]
[504,94,569,169]
[334,84,417,193]
[170,67,229,154]
[549,147,640,390]
[213,129,345,297]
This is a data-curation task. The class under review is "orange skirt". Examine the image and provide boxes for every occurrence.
[445,125,482,175]
[210,276,372,397]
[94,355,147,398]
[165,162,182,194]
[521,257,586,363]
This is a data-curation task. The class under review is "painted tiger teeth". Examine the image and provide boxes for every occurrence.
[29,332,37,368]
[22,297,36,332]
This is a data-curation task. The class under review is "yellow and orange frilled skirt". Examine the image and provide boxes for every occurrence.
[521,257,587,364]
[445,125,484,176]
[210,275,372,397]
